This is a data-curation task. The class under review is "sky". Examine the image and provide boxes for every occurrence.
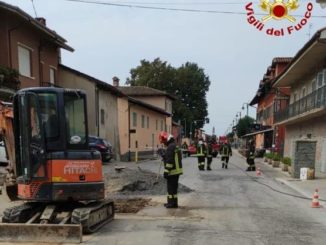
[4,0,326,136]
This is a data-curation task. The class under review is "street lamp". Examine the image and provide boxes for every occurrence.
[242,103,249,117]
[235,112,241,124]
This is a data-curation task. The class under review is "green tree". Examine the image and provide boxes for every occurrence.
[236,116,255,138]
[127,58,210,137]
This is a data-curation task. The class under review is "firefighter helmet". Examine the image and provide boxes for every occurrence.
[159,131,169,144]
[167,134,174,142]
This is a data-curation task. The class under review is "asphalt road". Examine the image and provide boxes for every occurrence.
[83,151,326,245]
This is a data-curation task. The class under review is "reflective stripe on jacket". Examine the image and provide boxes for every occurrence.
[164,142,183,176]
[220,145,231,157]
[196,144,206,156]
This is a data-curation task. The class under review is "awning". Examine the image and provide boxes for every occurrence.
[242,128,273,138]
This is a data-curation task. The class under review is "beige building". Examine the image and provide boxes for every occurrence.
[58,65,125,159]
[117,85,174,134]
[124,97,171,161]
[58,69,171,161]
[273,28,326,178]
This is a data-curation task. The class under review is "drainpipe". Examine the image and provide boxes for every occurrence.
[8,24,23,69]
[96,86,99,137]
[128,102,131,162]
[38,41,43,86]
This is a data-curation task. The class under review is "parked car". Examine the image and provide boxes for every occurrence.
[88,136,113,162]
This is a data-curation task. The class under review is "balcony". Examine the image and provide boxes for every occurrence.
[274,86,326,124]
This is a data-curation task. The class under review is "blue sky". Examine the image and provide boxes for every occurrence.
[4,0,326,136]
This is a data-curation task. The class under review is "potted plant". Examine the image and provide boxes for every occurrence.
[288,160,292,176]
[281,157,291,171]
[263,153,268,162]
[265,153,273,165]
[307,168,315,180]
[272,153,281,168]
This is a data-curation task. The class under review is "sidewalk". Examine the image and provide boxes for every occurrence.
[254,154,326,204]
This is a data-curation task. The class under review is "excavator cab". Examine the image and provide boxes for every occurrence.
[0,88,114,243]
[13,87,104,201]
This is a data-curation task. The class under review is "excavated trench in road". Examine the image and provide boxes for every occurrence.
[105,167,192,213]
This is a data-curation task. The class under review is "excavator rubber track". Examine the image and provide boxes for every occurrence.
[72,199,115,233]
[0,199,114,243]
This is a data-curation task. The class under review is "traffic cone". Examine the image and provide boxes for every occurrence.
[311,189,320,208]
[256,167,261,176]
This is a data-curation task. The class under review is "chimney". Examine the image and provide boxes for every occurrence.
[35,17,46,26]
[112,76,120,87]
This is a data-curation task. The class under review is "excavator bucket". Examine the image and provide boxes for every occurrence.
[0,223,82,243]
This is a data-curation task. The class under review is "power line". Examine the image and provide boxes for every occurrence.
[87,1,250,5]
[30,0,38,17]
[63,0,246,15]
[62,0,326,18]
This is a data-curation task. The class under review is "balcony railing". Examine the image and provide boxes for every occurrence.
[274,86,326,123]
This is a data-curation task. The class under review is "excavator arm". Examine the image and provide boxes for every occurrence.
[0,101,17,200]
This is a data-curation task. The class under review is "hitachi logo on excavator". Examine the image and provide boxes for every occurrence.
[63,161,98,175]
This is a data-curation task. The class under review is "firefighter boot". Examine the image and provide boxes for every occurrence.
[222,162,225,168]
[225,163,228,169]
[164,196,170,207]
[165,197,178,209]
[207,163,212,171]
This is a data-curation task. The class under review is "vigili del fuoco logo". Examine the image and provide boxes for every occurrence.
[245,0,313,36]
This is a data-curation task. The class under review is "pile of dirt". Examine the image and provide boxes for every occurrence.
[114,198,151,213]
[104,165,192,213]
[105,167,192,196]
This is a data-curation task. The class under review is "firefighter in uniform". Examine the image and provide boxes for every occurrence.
[220,142,232,169]
[159,132,183,208]
[196,138,206,171]
[181,141,188,158]
[206,141,213,171]
[246,140,256,171]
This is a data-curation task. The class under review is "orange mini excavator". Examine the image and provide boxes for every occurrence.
[0,87,114,243]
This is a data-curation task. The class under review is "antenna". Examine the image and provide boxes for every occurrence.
[31,0,38,17]
[307,23,313,39]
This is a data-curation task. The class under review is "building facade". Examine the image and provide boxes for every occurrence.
[0,1,73,100]
[274,28,326,178]
[249,57,292,154]
[117,85,174,134]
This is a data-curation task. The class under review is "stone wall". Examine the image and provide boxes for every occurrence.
[293,140,316,178]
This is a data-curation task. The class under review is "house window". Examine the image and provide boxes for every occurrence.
[18,45,32,77]
[302,87,306,98]
[141,115,145,128]
[312,79,316,92]
[156,120,158,130]
[317,72,323,87]
[293,93,297,103]
[132,112,137,127]
[50,67,56,84]
[100,109,105,125]
[274,100,281,113]
[147,116,149,129]
[160,120,163,131]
